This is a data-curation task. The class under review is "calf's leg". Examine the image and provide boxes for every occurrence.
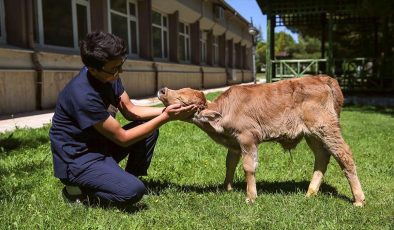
[305,136,331,197]
[224,149,241,191]
[319,126,365,206]
[241,144,258,203]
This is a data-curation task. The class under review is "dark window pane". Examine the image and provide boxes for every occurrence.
[33,0,39,43]
[42,0,73,47]
[163,31,168,58]
[200,43,203,62]
[111,13,128,51]
[186,38,190,60]
[129,2,136,16]
[163,16,167,27]
[111,0,126,14]
[130,20,137,54]
[179,23,184,34]
[152,11,161,25]
[77,4,88,42]
[178,35,185,61]
[152,27,162,58]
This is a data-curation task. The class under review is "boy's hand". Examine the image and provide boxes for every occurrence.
[163,104,197,121]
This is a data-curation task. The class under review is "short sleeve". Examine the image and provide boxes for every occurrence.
[71,91,110,130]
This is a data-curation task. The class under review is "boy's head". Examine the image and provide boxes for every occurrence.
[79,31,127,70]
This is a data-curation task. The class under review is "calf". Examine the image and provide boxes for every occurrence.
[158,75,365,206]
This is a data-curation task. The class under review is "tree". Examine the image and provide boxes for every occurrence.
[291,35,321,59]
[275,31,295,54]
[256,41,266,72]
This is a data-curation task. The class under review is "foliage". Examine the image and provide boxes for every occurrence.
[275,31,295,54]
[0,100,393,229]
[291,35,321,59]
[256,41,267,72]
[255,32,322,72]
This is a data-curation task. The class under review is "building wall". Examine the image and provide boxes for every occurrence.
[0,0,255,115]
[0,48,36,114]
[0,70,36,114]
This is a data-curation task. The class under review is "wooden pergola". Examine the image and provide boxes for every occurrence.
[257,0,394,92]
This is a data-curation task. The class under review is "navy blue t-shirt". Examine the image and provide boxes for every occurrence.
[49,67,125,179]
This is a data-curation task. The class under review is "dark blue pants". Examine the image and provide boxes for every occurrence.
[62,121,159,205]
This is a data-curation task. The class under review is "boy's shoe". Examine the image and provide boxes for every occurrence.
[61,186,87,205]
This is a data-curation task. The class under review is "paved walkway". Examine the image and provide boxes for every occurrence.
[0,82,258,133]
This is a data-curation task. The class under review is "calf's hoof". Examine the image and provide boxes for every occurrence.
[305,188,318,197]
[224,184,233,192]
[245,194,257,204]
[245,197,255,204]
[353,200,365,207]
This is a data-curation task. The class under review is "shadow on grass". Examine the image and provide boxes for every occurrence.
[143,179,352,204]
[0,157,51,201]
[83,199,149,214]
[0,156,50,177]
[0,132,49,154]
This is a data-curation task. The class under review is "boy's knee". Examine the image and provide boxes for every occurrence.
[117,180,146,204]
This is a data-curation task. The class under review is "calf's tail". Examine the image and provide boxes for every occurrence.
[327,77,344,116]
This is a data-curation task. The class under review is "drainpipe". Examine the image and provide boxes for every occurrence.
[200,66,204,89]
[152,62,159,94]
[26,0,43,110]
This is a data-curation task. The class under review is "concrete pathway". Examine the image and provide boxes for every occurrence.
[0,82,258,133]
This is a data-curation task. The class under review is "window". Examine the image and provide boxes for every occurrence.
[178,22,190,62]
[213,36,219,65]
[152,10,168,59]
[109,0,139,55]
[225,46,229,66]
[34,0,91,49]
[200,32,207,64]
[0,0,5,43]
[75,1,90,44]
[232,43,236,67]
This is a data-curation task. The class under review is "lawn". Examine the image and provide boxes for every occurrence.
[0,94,393,229]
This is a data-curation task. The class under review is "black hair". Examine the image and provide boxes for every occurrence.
[79,31,127,69]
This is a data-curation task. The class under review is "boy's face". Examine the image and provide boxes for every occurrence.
[89,56,127,83]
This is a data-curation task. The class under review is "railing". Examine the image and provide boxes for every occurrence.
[271,59,327,81]
[269,57,387,91]
[333,58,377,91]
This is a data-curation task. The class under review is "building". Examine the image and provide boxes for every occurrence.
[0,0,254,115]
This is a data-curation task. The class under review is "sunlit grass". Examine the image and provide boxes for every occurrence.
[0,96,393,229]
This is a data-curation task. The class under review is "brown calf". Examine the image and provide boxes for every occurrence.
[158,75,365,206]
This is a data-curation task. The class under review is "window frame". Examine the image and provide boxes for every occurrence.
[0,0,5,43]
[232,43,236,68]
[178,22,190,63]
[212,36,219,66]
[73,0,91,48]
[108,0,139,56]
[152,10,169,60]
[200,31,207,64]
[35,0,91,50]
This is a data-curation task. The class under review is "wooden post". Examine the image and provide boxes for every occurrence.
[321,13,326,59]
[327,13,334,76]
[266,13,275,83]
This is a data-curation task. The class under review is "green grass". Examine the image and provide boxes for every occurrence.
[1,97,393,229]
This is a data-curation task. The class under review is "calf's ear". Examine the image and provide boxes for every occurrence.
[199,109,222,122]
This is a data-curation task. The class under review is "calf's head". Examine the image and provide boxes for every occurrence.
[157,87,207,108]
[157,87,223,130]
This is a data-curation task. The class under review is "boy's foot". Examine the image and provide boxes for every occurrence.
[61,186,87,205]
